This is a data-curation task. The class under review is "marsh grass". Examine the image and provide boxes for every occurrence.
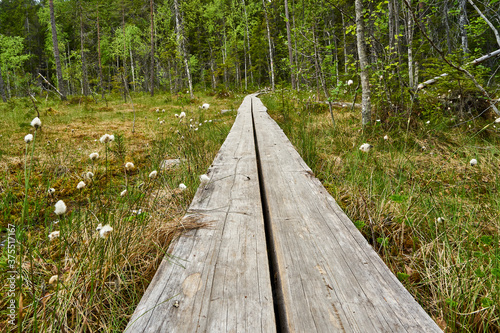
[0,92,239,331]
[262,90,500,332]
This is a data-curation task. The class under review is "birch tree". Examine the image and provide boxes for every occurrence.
[355,0,371,125]
[49,0,67,100]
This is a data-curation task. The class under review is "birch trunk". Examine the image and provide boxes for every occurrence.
[262,0,274,91]
[121,5,128,102]
[459,0,469,54]
[0,64,6,102]
[241,0,253,85]
[355,0,371,125]
[130,48,136,91]
[49,0,66,100]
[173,0,193,98]
[150,0,155,96]
[284,0,295,89]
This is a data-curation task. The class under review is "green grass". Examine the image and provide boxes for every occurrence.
[262,90,500,332]
[0,91,241,331]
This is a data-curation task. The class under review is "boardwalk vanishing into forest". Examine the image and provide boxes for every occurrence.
[125,94,442,332]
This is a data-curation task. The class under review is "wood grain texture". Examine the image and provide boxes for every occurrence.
[125,95,276,333]
[251,96,442,332]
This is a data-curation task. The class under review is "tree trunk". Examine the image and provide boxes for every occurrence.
[405,5,415,89]
[173,0,193,98]
[150,0,155,96]
[130,48,136,91]
[355,0,371,125]
[443,0,452,53]
[0,64,7,102]
[459,0,469,54]
[284,0,295,89]
[241,0,253,85]
[122,5,128,102]
[79,2,90,96]
[96,2,105,100]
[342,13,348,75]
[49,0,66,100]
[262,0,275,91]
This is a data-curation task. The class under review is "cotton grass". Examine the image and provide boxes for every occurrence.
[359,143,373,153]
[24,134,33,143]
[54,200,67,215]
[125,162,135,170]
[200,174,210,184]
[48,231,60,241]
[99,225,113,239]
[31,117,42,129]
[99,134,115,143]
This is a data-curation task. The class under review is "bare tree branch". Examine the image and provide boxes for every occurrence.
[468,0,500,48]
[403,0,500,115]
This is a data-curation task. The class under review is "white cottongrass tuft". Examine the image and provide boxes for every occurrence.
[175,113,179,118]
[149,170,158,179]
[179,183,187,190]
[89,152,99,160]
[86,172,94,180]
[31,117,42,129]
[99,134,114,143]
[495,117,500,123]
[48,275,58,284]
[200,174,210,183]
[159,120,165,125]
[179,112,186,118]
[156,108,159,113]
[359,143,373,153]
[48,231,60,241]
[99,225,113,239]
[426,120,430,124]
[24,134,33,143]
[96,223,103,231]
[48,188,55,195]
[77,181,86,190]
[201,103,210,109]
[383,135,389,140]
[437,217,445,223]
[347,79,353,86]
[125,162,135,170]
[162,109,165,113]
[470,158,478,166]
[54,200,67,215]
[120,189,128,197]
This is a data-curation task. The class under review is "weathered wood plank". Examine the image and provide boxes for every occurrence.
[125,95,276,332]
[251,96,441,332]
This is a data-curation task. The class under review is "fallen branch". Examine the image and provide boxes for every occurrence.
[403,0,500,115]
[38,73,64,99]
[417,49,500,90]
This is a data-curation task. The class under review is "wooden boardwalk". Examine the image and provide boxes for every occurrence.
[125,94,442,332]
